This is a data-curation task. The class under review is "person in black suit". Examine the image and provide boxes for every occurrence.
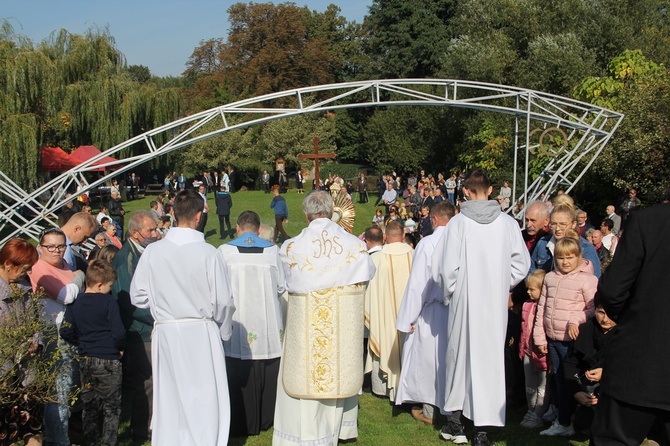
[228,167,236,193]
[591,202,670,445]
[576,210,595,239]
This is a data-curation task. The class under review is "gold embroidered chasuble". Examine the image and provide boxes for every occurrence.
[279,218,376,399]
[282,284,366,399]
[364,242,414,399]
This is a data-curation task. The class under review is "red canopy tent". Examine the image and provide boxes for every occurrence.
[70,145,121,172]
[40,146,80,171]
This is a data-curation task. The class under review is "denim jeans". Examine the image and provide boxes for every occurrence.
[548,338,574,426]
[80,356,122,446]
[44,341,74,446]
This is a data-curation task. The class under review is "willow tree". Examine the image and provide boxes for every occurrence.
[0,22,182,189]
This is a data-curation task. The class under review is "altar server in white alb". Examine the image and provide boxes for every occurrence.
[130,189,235,446]
[431,169,530,446]
[218,210,286,436]
[273,191,375,446]
[395,200,456,426]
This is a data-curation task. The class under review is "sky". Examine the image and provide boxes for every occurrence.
[3,0,372,77]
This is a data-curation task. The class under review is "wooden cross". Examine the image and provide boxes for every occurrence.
[297,136,335,189]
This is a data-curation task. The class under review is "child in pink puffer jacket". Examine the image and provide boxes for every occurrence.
[533,236,597,437]
[519,269,551,429]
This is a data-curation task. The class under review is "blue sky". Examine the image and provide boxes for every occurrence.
[3,1,372,77]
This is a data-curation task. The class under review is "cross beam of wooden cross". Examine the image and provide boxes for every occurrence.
[297,136,335,189]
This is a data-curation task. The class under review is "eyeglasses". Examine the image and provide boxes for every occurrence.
[40,244,67,252]
[549,222,570,229]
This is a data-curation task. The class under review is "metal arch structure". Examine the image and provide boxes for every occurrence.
[0,79,624,245]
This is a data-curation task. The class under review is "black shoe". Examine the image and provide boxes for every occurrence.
[439,421,468,444]
[473,432,491,446]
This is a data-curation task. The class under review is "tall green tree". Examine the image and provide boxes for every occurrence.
[365,0,455,78]
[574,50,670,199]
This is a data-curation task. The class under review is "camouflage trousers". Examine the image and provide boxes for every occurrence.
[79,357,122,446]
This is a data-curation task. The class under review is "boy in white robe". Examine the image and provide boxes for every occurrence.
[130,189,235,446]
[395,201,456,424]
[431,169,530,446]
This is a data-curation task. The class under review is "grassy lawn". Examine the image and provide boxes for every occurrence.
[121,189,380,245]
[114,190,589,445]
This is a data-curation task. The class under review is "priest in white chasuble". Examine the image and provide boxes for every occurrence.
[431,169,529,445]
[273,191,375,446]
[130,189,235,446]
[364,220,413,402]
[395,201,456,425]
[218,210,286,436]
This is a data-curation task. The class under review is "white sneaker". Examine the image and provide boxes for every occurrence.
[541,404,558,423]
[520,412,543,428]
[540,420,575,436]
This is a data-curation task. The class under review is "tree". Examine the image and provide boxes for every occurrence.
[128,64,151,83]
[574,50,670,199]
[362,106,455,173]
[220,2,338,97]
[183,38,225,80]
[365,0,455,78]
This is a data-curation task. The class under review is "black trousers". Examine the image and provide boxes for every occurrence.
[226,357,280,436]
[591,392,670,445]
[218,214,231,238]
[196,212,208,233]
[124,334,152,440]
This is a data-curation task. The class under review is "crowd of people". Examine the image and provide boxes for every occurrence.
[1,165,668,446]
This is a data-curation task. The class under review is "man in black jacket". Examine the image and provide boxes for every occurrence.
[215,185,233,239]
[108,191,125,240]
[591,202,670,445]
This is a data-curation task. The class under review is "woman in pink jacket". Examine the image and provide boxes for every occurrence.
[533,236,597,437]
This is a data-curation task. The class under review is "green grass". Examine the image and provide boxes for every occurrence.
[115,190,589,445]
[121,189,379,245]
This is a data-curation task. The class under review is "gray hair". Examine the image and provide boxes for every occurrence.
[302,191,333,221]
[526,200,549,219]
[258,224,275,243]
[128,210,156,232]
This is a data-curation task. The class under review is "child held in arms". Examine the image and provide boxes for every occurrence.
[60,260,126,446]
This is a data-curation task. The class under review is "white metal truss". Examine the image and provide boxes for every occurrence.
[0,79,624,244]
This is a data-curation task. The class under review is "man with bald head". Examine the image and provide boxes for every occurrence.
[591,229,611,270]
[365,220,413,401]
[60,212,98,271]
[605,205,621,235]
